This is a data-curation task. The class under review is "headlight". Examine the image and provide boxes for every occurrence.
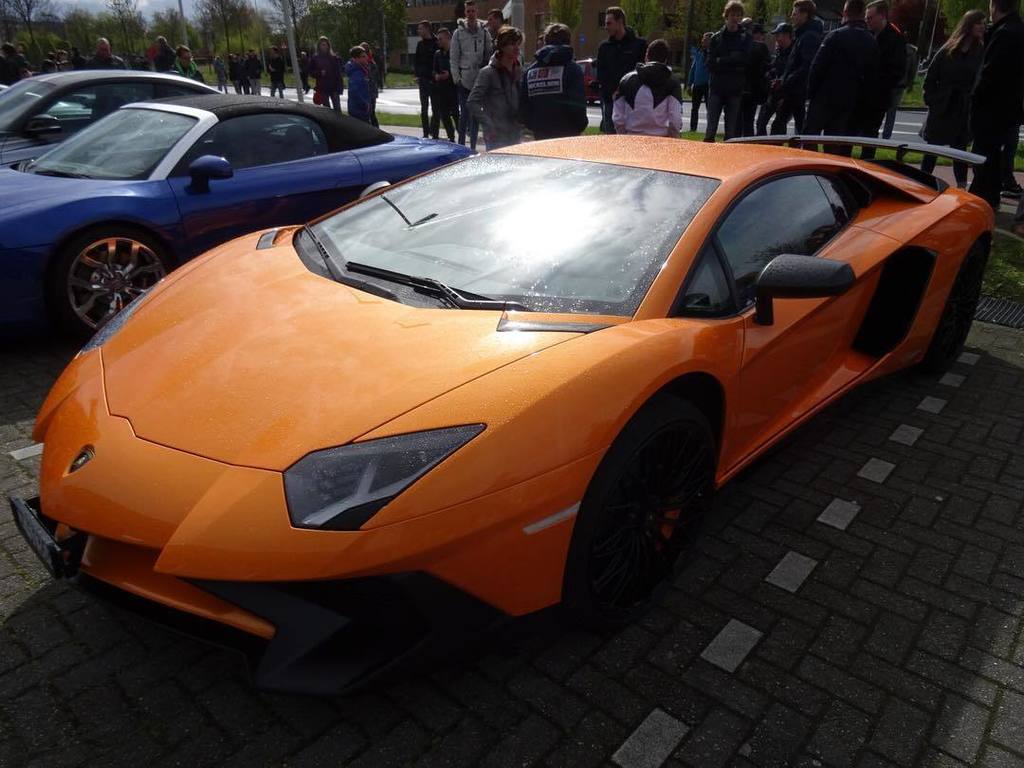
[78,289,152,354]
[284,425,485,530]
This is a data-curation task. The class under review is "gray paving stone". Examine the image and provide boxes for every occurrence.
[939,373,966,388]
[764,551,817,594]
[991,690,1024,755]
[918,396,948,414]
[932,694,989,764]
[858,458,896,483]
[889,424,924,446]
[612,709,689,768]
[817,498,861,530]
[700,620,762,674]
[958,352,981,365]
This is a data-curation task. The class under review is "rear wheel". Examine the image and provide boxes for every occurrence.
[562,395,715,629]
[48,227,170,339]
[919,238,989,373]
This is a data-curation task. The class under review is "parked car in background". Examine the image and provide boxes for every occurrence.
[577,58,601,104]
[0,70,216,166]
[0,94,471,336]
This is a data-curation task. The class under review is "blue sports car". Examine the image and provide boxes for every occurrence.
[1,94,471,336]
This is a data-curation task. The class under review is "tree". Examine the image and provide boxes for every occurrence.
[62,7,99,52]
[621,0,664,39]
[197,0,245,55]
[548,0,581,32]
[307,0,403,58]
[10,0,53,57]
[106,0,143,55]
[150,8,201,49]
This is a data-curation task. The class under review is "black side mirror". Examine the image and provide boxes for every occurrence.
[754,254,855,325]
[188,154,233,193]
[24,114,62,137]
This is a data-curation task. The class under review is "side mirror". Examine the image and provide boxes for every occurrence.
[360,179,391,198]
[24,114,62,137]
[188,154,233,193]
[754,254,855,325]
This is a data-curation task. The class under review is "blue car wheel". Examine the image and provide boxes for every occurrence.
[49,226,170,338]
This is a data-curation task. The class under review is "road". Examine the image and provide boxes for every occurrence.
[257,84,931,140]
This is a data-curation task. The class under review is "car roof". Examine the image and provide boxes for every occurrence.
[141,93,394,152]
[25,69,218,91]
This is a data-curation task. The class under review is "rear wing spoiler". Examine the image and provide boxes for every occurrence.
[726,135,986,167]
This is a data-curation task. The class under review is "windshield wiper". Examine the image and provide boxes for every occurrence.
[380,194,438,228]
[300,227,400,301]
[344,261,531,311]
[32,168,91,179]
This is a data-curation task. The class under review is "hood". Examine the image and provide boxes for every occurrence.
[101,239,578,470]
[637,61,673,88]
[535,45,574,65]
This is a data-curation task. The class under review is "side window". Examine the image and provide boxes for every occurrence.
[818,175,857,227]
[716,175,840,306]
[679,246,734,316]
[173,114,328,174]
[155,83,205,99]
[42,82,155,133]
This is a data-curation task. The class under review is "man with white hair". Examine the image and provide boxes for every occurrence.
[87,38,125,69]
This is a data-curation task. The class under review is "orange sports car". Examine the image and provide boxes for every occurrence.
[12,135,993,694]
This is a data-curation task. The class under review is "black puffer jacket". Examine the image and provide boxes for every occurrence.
[746,39,771,101]
[808,20,879,114]
[971,12,1024,136]
[781,16,823,97]
[520,44,588,139]
[617,61,683,109]
[596,28,647,99]
[707,25,752,96]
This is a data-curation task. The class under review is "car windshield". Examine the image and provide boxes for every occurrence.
[0,79,56,131]
[27,107,195,180]
[313,154,718,316]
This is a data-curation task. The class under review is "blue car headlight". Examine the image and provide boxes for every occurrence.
[284,425,485,530]
[78,289,152,354]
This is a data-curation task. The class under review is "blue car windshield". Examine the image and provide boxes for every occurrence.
[312,154,718,316]
[0,79,56,131]
[27,107,196,180]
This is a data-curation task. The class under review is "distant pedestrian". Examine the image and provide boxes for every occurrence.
[70,46,86,70]
[153,36,175,72]
[613,38,683,137]
[229,53,248,94]
[0,43,20,85]
[360,42,381,127]
[415,21,439,138]
[312,37,344,114]
[857,0,906,158]
[346,46,373,123]
[969,0,1024,209]
[213,55,228,92]
[172,45,205,83]
[431,28,459,140]
[771,0,823,134]
[245,50,263,95]
[521,23,588,140]
[758,23,792,134]
[884,41,918,138]
[687,33,711,133]
[741,21,770,136]
[87,37,125,70]
[704,0,752,142]
[805,0,878,139]
[267,46,286,98]
[299,51,310,94]
[469,25,524,150]
[920,9,984,187]
[451,0,492,149]
[596,6,647,133]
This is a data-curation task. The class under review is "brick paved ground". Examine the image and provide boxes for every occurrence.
[1,323,1023,768]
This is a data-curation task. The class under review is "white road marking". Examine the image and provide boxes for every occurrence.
[8,443,43,461]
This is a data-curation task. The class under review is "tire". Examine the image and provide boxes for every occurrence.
[47,227,171,339]
[562,394,716,629]
[919,238,989,373]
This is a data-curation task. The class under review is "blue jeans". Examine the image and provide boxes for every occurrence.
[457,85,479,149]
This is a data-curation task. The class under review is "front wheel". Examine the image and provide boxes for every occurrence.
[48,228,170,339]
[562,395,716,629]
[919,238,989,373]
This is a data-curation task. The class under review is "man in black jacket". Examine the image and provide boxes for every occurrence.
[704,0,752,141]
[970,0,1024,208]
[758,23,792,134]
[596,6,647,133]
[805,0,878,139]
[742,21,771,137]
[857,0,906,157]
[414,21,438,138]
[521,23,588,139]
[772,0,823,134]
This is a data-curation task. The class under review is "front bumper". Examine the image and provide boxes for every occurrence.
[9,494,502,696]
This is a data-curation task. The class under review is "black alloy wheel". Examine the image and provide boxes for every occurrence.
[563,395,716,628]
[920,238,989,373]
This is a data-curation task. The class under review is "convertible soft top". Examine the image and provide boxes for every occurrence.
[147,94,394,152]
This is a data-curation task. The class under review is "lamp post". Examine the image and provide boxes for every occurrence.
[178,0,188,46]
[286,0,303,102]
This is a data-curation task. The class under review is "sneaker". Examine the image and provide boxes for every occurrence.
[1002,181,1023,197]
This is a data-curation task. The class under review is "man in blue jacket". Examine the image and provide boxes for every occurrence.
[771,0,823,134]
[346,46,372,123]
[521,23,588,139]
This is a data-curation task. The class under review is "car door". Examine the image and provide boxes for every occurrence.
[38,80,156,141]
[712,173,884,471]
[165,113,364,258]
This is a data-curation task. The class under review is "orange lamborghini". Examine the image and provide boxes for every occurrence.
[12,135,993,694]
